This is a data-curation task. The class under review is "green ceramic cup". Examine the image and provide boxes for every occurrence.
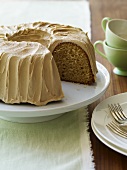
[102,17,127,49]
[94,40,127,76]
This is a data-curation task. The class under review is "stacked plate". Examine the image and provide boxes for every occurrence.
[91,93,127,156]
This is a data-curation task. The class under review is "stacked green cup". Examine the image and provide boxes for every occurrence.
[94,17,127,76]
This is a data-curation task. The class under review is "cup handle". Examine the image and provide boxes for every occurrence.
[94,40,107,59]
[101,17,111,32]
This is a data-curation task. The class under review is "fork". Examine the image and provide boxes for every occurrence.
[108,103,127,126]
[106,121,127,139]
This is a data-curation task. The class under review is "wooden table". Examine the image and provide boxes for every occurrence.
[89,0,127,169]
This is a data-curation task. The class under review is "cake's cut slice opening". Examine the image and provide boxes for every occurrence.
[52,42,95,85]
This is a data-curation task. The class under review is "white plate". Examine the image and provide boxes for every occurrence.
[0,62,110,123]
[91,121,127,156]
[91,92,127,155]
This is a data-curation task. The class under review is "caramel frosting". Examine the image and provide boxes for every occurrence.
[0,21,97,77]
[0,21,97,105]
[0,41,64,105]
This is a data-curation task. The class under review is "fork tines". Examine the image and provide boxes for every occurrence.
[106,121,127,139]
[108,103,127,122]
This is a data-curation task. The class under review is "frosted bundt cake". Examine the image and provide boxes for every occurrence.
[0,21,97,106]
[0,41,64,106]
